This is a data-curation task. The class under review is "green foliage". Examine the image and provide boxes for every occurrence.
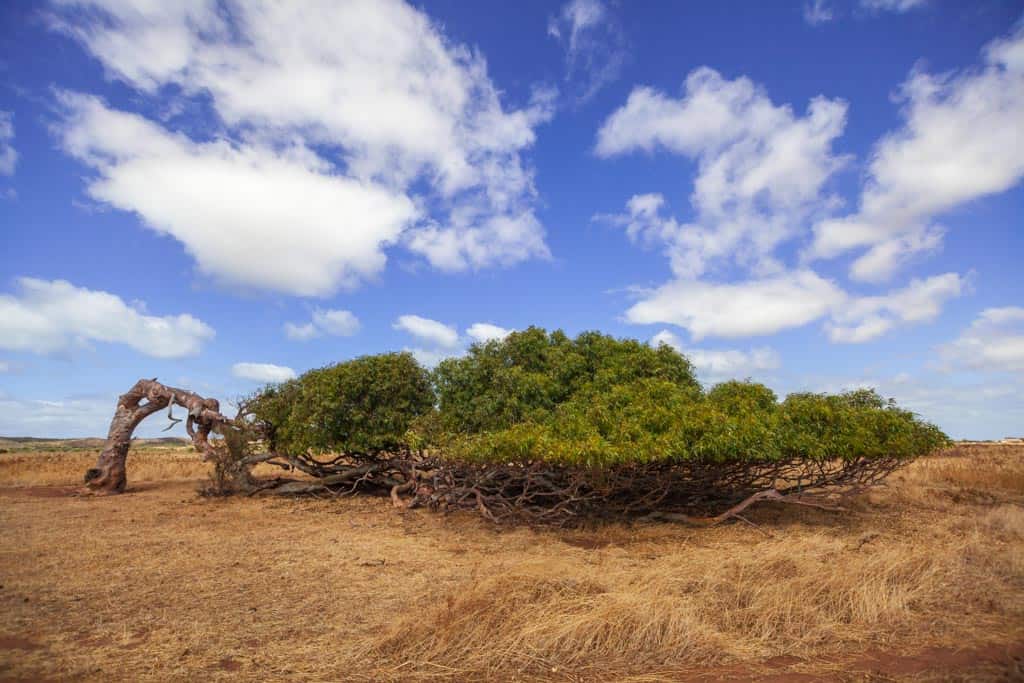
[433,327,701,434]
[247,352,433,456]
[436,329,946,466]
[776,390,948,461]
[245,327,948,468]
[707,380,778,416]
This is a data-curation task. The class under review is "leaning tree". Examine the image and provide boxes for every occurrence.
[85,378,231,494]
[85,328,948,526]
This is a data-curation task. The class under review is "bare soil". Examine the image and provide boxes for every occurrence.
[0,444,1021,681]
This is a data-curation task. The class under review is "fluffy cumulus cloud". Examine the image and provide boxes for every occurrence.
[284,308,360,341]
[826,273,966,343]
[597,67,849,279]
[51,0,552,295]
[626,270,846,340]
[627,270,966,343]
[548,0,626,103]
[809,24,1024,281]
[0,111,16,175]
[651,330,780,380]
[231,362,297,383]
[393,315,460,348]
[466,323,514,343]
[0,277,214,358]
[57,93,415,297]
[940,307,1024,374]
[597,42,1003,347]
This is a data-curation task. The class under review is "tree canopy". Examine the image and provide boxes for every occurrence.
[246,327,947,468]
[247,351,433,456]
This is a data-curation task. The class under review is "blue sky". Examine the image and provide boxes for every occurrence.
[1,0,1022,439]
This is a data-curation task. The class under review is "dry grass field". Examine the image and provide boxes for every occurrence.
[0,443,1022,681]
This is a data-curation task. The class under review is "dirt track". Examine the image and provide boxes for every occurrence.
[0,446,1022,681]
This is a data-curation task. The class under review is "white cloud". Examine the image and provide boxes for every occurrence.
[597,67,848,279]
[0,361,9,373]
[466,322,513,343]
[626,270,846,340]
[809,24,1024,281]
[393,314,460,348]
[284,308,361,340]
[940,306,1024,373]
[826,272,966,343]
[231,362,297,383]
[406,210,550,272]
[651,330,780,379]
[57,93,416,297]
[405,347,459,368]
[0,393,116,438]
[283,323,318,342]
[860,0,927,12]
[0,277,214,358]
[599,65,969,346]
[394,318,510,366]
[548,0,626,103]
[0,111,16,175]
[312,309,360,337]
[803,0,835,25]
[628,269,964,343]
[805,0,926,26]
[52,0,552,293]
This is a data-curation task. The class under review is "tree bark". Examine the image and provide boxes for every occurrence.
[84,379,228,494]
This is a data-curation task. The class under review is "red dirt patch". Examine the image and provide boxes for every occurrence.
[0,486,80,498]
[0,635,43,651]
[848,641,1024,677]
[216,657,242,671]
[677,642,1024,681]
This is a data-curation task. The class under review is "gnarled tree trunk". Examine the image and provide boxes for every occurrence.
[85,379,229,494]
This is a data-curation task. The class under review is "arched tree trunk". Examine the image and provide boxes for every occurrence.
[85,379,229,494]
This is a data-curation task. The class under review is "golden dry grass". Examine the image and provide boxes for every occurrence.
[0,443,1021,682]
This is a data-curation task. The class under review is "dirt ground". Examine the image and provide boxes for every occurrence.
[0,445,1022,682]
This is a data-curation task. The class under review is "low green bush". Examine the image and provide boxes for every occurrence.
[246,327,948,467]
[436,329,947,467]
[247,351,433,456]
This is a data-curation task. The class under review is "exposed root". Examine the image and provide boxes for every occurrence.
[237,454,891,527]
[646,488,847,526]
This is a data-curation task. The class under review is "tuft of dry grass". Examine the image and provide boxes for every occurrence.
[363,514,1022,680]
[904,444,1024,494]
[0,443,1022,681]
